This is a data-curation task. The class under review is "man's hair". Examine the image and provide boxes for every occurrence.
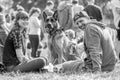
[29,7,41,17]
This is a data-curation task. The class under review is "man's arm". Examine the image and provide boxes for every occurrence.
[84,25,102,72]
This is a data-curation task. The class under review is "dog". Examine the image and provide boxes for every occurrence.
[42,10,66,64]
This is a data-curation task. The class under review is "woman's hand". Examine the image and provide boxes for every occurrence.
[22,56,29,63]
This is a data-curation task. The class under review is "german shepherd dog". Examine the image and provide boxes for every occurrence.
[43,10,66,64]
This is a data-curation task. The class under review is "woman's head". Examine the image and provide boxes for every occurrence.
[29,7,41,17]
[15,11,29,28]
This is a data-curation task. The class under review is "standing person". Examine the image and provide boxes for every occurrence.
[107,0,120,30]
[51,11,117,73]
[84,0,103,22]
[43,0,54,17]
[3,11,48,72]
[0,5,9,63]
[0,13,8,63]
[106,0,120,59]
[71,0,84,19]
[57,0,73,30]
[28,7,42,58]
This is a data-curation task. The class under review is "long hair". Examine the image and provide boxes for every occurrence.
[14,11,29,28]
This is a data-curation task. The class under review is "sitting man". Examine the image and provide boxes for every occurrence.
[51,11,118,73]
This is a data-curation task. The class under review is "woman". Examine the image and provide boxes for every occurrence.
[3,11,48,72]
[28,7,42,58]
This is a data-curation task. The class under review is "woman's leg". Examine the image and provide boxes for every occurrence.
[29,35,39,58]
[12,57,47,72]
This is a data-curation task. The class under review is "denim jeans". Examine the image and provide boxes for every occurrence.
[29,35,39,58]
[7,57,47,72]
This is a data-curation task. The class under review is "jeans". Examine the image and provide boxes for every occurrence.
[29,35,39,58]
[7,57,47,72]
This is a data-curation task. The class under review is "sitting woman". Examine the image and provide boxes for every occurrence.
[2,11,48,72]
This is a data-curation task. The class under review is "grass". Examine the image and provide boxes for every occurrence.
[0,62,120,80]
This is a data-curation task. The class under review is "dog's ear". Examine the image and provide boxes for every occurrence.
[53,10,58,21]
[43,12,47,21]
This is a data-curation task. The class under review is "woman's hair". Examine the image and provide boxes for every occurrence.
[29,7,41,17]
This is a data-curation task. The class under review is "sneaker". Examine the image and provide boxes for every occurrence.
[43,63,54,72]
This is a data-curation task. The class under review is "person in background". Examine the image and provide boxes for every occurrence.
[57,0,73,30]
[43,0,54,17]
[3,11,48,72]
[0,13,8,63]
[0,5,10,34]
[107,0,120,59]
[71,0,84,19]
[28,7,42,58]
[84,0,103,22]
[5,14,12,31]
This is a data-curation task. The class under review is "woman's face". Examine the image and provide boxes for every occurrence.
[18,18,29,29]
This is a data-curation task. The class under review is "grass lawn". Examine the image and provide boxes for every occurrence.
[0,62,120,80]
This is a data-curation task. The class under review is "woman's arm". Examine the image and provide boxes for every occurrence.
[32,17,41,28]
[16,48,29,63]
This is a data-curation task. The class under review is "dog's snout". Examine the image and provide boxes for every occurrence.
[47,24,51,27]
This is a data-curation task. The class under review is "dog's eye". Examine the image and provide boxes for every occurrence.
[46,19,49,22]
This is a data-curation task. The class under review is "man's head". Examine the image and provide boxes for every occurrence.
[74,11,90,30]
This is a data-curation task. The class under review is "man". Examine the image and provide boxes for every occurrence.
[51,11,117,73]
[84,0,103,22]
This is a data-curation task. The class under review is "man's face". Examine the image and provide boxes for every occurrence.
[75,17,88,30]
